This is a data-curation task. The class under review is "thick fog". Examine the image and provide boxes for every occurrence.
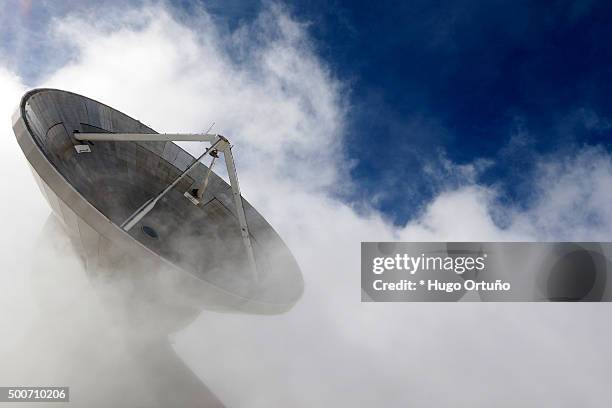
[2,2,612,407]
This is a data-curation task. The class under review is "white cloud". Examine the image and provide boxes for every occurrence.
[2,3,612,407]
[44,4,345,192]
[510,146,612,240]
[0,66,48,348]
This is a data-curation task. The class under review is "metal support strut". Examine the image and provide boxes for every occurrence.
[75,131,258,277]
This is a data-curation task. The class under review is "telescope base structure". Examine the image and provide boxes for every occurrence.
[11,214,226,408]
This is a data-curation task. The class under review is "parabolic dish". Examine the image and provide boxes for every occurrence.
[13,88,303,315]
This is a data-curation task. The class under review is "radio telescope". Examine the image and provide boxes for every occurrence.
[13,88,303,318]
[12,88,304,406]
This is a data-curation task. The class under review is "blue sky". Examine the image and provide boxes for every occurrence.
[186,0,612,223]
[3,0,612,225]
[287,0,612,223]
